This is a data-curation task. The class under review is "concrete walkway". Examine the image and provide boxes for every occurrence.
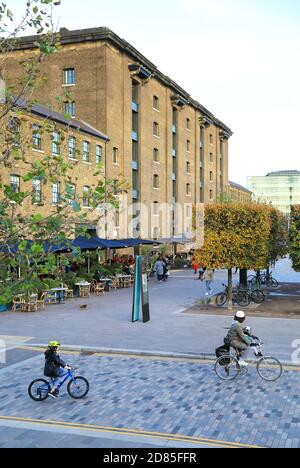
[0,259,299,362]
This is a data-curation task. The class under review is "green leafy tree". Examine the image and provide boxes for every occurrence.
[0,1,124,306]
[195,203,272,309]
[290,205,300,272]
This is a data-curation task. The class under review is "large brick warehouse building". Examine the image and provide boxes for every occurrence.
[4,26,233,239]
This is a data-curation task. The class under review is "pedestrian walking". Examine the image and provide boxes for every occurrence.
[153,256,166,282]
[203,268,214,296]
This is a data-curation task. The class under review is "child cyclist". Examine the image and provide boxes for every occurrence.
[44,341,72,399]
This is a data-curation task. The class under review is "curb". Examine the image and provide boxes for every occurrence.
[17,343,300,367]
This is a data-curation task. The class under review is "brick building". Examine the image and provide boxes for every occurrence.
[0,98,109,230]
[4,26,233,239]
[228,181,252,204]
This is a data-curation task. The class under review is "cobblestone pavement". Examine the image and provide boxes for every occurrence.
[0,352,299,448]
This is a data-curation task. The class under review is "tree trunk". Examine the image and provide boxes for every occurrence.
[227,268,233,311]
[240,269,248,287]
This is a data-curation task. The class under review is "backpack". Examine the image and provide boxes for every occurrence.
[215,344,230,366]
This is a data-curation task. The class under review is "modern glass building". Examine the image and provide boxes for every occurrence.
[247,170,300,216]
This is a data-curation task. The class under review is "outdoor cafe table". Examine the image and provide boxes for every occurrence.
[116,275,132,288]
[75,282,91,297]
[98,278,112,292]
[50,288,68,304]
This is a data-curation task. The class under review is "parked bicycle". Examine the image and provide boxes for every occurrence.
[216,284,250,307]
[28,367,89,401]
[239,284,265,304]
[248,271,279,289]
[215,332,283,382]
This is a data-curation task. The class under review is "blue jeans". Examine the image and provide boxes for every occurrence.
[205,281,212,294]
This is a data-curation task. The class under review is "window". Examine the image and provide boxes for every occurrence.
[210,171,213,181]
[172,107,177,126]
[153,96,159,110]
[153,201,159,215]
[186,205,192,217]
[186,183,191,195]
[67,183,76,203]
[52,132,60,155]
[8,117,21,147]
[132,80,139,104]
[52,183,60,205]
[32,178,42,204]
[153,174,159,189]
[82,141,90,162]
[113,147,119,164]
[132,141,138,162]
[186,118,191,130]
[64,101,76,117]
[132,111,138,134]
[96,145,102,164]
[68,137,76,159]
[153,227,160,239]
[210,134,213,144]
[153,148,159,162]
[32,124,42,150]
[153,122,159,137]
[115,209,120,228]
[187,140,191,152]
[132,170,138,194]
[83,186,90,207]
[210,190,213,200]
[210,152,214,163]
[10,175,20,193]
[186,161,191,173]
[64,68,75,85]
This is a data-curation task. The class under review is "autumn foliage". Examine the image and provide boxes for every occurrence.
[195,203,273,271]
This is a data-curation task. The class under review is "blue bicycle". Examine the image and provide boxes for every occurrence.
[28,368,89,402]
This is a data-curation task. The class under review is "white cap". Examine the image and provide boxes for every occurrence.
[236,311,245,319]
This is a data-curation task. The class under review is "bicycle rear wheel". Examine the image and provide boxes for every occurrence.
[215,355,240,381]
[216,293,227,307]
[251,290,265,304]
[28,379,50,402]
[67,376,89,399]
[256,357,283,381]
[236,291,250,307]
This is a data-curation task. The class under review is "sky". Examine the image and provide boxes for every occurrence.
[8,0,300,186]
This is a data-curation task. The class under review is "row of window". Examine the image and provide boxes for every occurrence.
[9,174,92,207]
[32,125,104,164]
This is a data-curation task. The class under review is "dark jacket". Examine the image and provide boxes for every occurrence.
[44,349,66,378]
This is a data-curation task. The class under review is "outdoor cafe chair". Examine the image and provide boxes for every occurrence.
[37,292,48,309]
[24,296,38,313]
[79,285,91,298]
[12,296,26,313]
[110,278,119,291]
[45,291,58,305]
[94,282,105,296]
[64,284,74,299]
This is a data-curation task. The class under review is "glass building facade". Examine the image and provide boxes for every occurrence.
[247,171,300,216]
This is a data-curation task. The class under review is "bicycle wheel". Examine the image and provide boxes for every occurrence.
[67,376,89,399]
[236,291,250,307]
[28,379,50,402]
[269,278,279,289]
[215,355,240,381]
[216,293,227,307]
[251,290,265,304]
[256,357,283,382]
